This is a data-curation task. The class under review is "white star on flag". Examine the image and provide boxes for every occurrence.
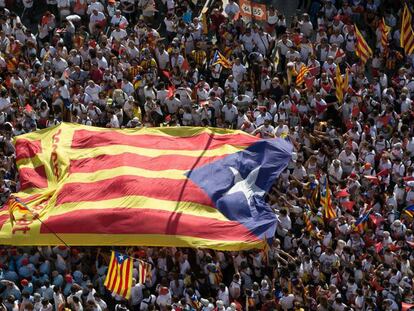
[225,166,265,203]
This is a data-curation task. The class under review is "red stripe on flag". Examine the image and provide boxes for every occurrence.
[19,165,48,190]
[116,260,125,295]
[15,139,42,161]
[56,175,215,207]
[69,153,227,173]
[137,262,142,284]
[40,208,260,242]
[122,259,131,297]
[71,130,258,151]
[0,214,9,230]
[106,253,118,291]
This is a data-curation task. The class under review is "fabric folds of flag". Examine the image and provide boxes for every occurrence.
[7,196,30,226]
[404,204,414,218]
[137,260,151,285]
[379,18,391,53]
[401,4,414,55]
[212,51,232,69]
[303,210,314,233]
[343,68,349,95]
[295,65,309,86]
[354,208,372,233]
[354,25,373,64]
[104,251,133,298]
[0,123,292,250]
[335,66,344,103]
[320,176,336,220]
[305,181,318,209]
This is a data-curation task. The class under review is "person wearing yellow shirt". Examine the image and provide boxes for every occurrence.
[191,42,207,72]
[131,101,142,122]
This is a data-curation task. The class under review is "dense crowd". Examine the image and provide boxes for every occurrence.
[0,0,413,310]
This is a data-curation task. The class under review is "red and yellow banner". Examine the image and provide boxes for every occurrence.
[0,123,292,250]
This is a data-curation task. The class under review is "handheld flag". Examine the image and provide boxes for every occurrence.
[137,260,152,285]
[320,176,336,220]
[212,51,232,69]
[354,208,372,233]
[167,84,175,98]
[402,302,414,311]
[335,66,344,103]
[261,237,270,265]
[295,65,309,86]
[104,251,133,298]
[181,58,190,72]
[7,196,30,226]
[401,4,414,55]
[274,48,280,71]
[303,210,314,233]
[0,124,292,250]
[305,181,319,209]
[379,18,390,53]
[354,25,373,64]
[404,204,414,218]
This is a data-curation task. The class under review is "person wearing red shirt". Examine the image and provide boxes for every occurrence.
[89,63,103,84]
[209,9,226,39]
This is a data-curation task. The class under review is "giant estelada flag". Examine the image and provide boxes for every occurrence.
[0,123,292,250]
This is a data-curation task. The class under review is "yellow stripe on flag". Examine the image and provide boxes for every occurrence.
[355,25,373,63]
[49,197,230,222]
[401,4,414,55]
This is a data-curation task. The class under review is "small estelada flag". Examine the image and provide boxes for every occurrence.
[104,251,133,298]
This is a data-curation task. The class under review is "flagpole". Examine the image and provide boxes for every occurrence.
[10,195,71,249]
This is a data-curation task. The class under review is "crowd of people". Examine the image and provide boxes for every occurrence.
[0,0,413,310]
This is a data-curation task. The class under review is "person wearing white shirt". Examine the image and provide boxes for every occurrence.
[279,289,295,311]
[231,58,246,84]
[328,160,343,184]
[130,279,144,309]
[87,0,104,15]
[170,52,184,68]
[110,10,129,27]
[253,28,273,56]
[121,79,134,96]
[57,0,71,20]
[224,76,238,95]
[96,52,108,70]
[338,147,356,176]
[217,285,230,307]
[255,110,272,127]
[89,10,106,34]
[155,45,170,70]
[329,29,344,45]
[224,0,240,20]
[233,94,251,110]
[276,34,294,57]
[400,93,412,114]
[274,120,289,138]
[222,102,238,125]
[85,81,102,102]
[110,26,128,42]
[292,161,307,180]
[107,112,120,128]
[299,14,313,37]
[240,29,255,54]
[253,120,275,139]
